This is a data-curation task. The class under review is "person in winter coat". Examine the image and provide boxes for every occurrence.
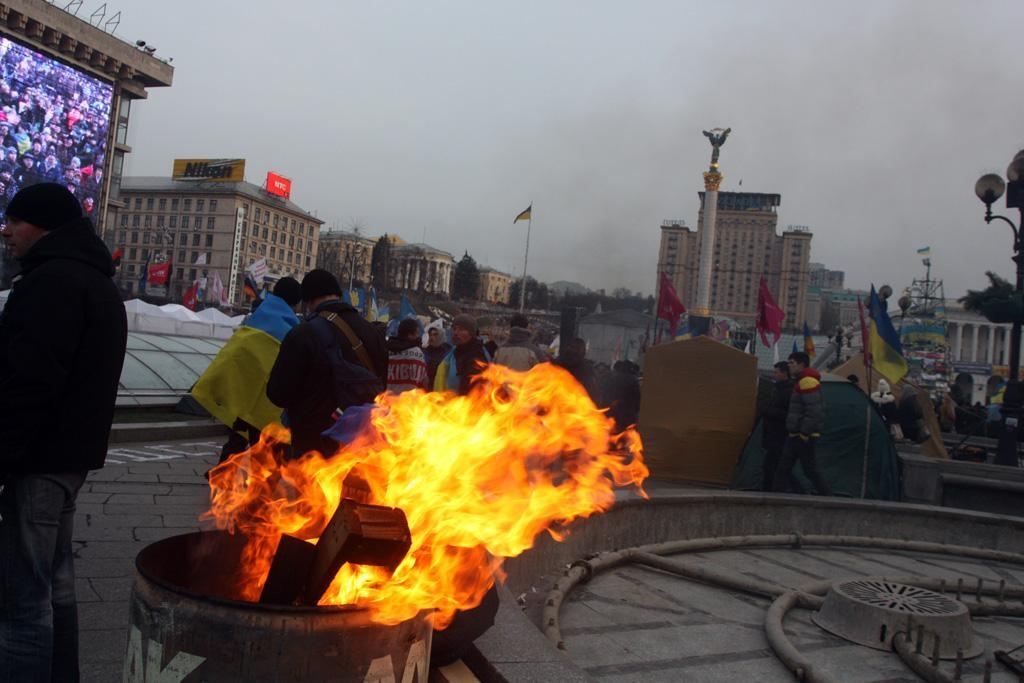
[898,385,929,443]
[267,269,388,459]
[760,362,793,492]
[387,318,428,393]
[553,337,600,403]
[423,325,452,389]
[601,360,642,433]
[0,183,127,681]
[870,379,899,434]
[773,352,832,496]
[434,314,490,395]
[493,313,547,371]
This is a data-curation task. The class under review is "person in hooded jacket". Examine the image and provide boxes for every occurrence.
[0,183,127,681]
[493,313,547,372]
[600,360,642,433]
[773,352,832,496]
[386,318,428,392]
[422,325,452,389]
[267,270,387,459]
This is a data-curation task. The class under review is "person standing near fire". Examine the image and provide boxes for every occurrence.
[267,269,388,459]
[433,314,490,395]
[386,318,428,392]
[0,183,127,681]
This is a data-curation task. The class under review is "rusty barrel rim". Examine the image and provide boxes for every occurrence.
[135,529,367,614]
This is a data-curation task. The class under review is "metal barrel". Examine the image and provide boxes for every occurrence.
[123,530,432,682]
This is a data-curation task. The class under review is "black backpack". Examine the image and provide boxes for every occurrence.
[309,314,384,411]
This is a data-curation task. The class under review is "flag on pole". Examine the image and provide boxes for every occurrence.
[656,272,686,337]
[916,246,931,256]
[756,277,785,347]
[803,322,816,358]
[513,204,532,223]
[867,285,908,382]
[111,247,123,268]
[243,273,260,301]
[147,260,171,287]
[182,280,199,311]
[247,258,268,282]
[193,252,207,266]
[210,272,226,307]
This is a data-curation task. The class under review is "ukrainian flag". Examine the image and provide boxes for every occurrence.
[514,204,532,223]
[190,293,300,433]
[916,246,931,256]
[803,322,816,358]
[867,285,908,383]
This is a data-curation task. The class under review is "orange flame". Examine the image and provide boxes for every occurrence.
[205,362,647,627]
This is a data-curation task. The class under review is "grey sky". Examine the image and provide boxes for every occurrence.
[108,0,1023,298]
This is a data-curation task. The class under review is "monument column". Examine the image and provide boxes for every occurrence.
[691,127,731,336]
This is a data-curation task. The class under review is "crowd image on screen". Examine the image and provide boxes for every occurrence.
[0,37,113,220]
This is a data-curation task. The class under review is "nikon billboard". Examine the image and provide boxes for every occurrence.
[172,158,246,182]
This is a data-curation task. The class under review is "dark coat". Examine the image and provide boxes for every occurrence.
[554,356,599,403]
[786,368,825,437]
[601,369,641,432]
[267,300,387,459]
[761,378,793,449]
[0,218,126,474]
[451,338,490,395]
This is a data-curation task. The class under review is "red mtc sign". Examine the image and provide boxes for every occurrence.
[266,172,292,199]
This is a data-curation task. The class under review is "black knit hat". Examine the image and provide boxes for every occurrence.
[272,276,302,306]
[5,183,82,231]
[300,268,342,302]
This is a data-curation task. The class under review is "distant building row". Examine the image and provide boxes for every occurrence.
[316,230,514,304]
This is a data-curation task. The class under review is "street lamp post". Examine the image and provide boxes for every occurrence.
[975,150,1024,467]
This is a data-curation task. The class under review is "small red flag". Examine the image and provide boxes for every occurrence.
[111,247,123,267]
[147,261,171,287]
[183,281,199,311]
[657,272,687,335]
[756,277,785,347]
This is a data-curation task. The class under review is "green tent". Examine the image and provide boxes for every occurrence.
[733,373,901,500]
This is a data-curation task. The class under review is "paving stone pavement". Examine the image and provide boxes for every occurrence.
[74,438,223,683]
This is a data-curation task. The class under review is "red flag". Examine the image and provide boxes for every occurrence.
[656,272,686,335]
[182,281,199,311]
[148,261,171,287]
[857,294,871,365]
[756,277,785,347]
[111,247,123,267]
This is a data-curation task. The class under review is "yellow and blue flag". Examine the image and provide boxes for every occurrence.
[803,322,816,358]
[867,285,908,382]
[916,246,931,256]
[514,204,532,223]
[190,293,300,432]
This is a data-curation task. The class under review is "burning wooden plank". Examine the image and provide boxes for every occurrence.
[303,499,412,605]
[258,534,316,605]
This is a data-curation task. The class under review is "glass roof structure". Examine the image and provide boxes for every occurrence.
[118,332,226,407]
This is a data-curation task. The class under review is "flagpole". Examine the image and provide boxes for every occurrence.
[519,206,532,312]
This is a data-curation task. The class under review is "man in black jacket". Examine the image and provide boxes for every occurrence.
[267,269,387,459]
[760,362,792,491]
[0,183,127,681]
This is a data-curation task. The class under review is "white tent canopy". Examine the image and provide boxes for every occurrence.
[127,299,241,339]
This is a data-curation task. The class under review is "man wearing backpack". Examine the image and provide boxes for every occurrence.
[267,270,387,459]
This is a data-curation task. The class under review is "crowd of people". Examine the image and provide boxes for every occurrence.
[0,38,112,218]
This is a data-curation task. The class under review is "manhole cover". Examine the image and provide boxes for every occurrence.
[811,579,981,659]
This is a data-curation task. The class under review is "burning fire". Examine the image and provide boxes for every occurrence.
[205,362,647,627]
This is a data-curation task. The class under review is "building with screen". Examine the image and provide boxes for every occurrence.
[0,0,174,284]
[657,192,812,329]
[478,267,512,305]
[111,176,324,308]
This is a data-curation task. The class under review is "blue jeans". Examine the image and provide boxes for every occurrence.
[0,471,86,683]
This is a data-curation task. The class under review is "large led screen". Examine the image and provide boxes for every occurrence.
[0,36,114,220]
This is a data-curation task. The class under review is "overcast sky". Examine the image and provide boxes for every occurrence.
[105,0,1023,298]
